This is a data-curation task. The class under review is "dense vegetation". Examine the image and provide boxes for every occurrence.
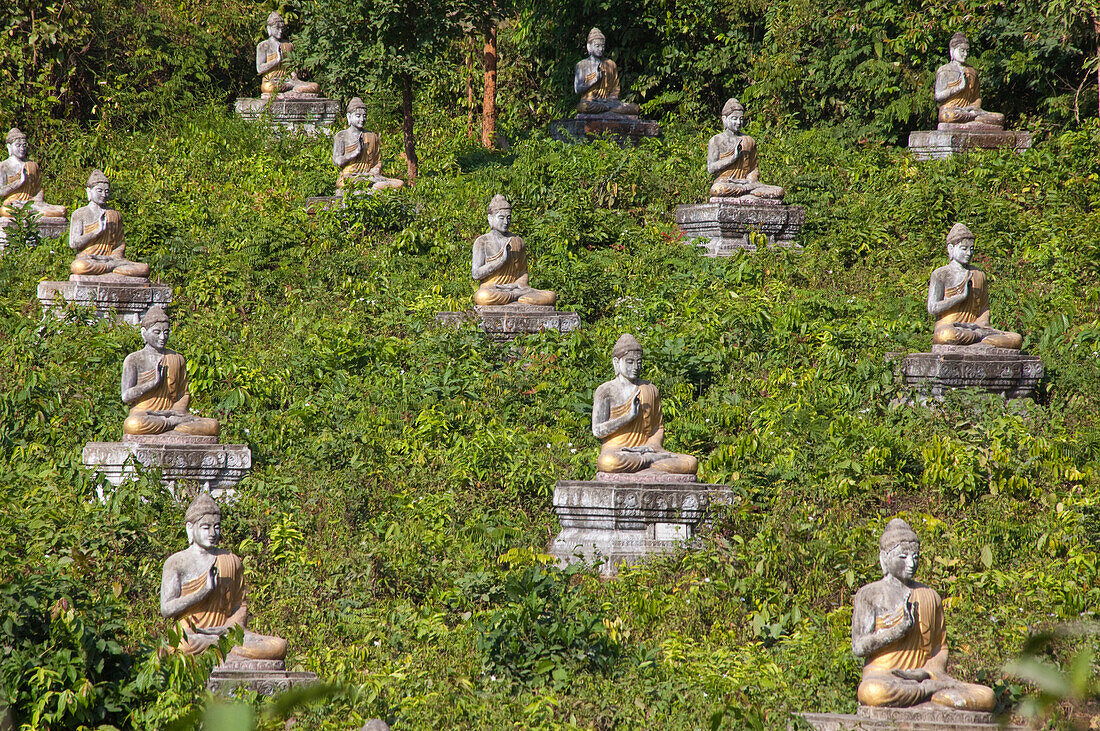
[2,0,1099,729]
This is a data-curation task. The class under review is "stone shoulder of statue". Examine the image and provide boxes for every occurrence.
[471,196,555,308]
[1,129,66,220]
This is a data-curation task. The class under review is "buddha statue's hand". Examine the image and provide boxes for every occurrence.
[97,210,108,233]
[623,445,654,454]
[892,668,931,682]
[880,599,917,641]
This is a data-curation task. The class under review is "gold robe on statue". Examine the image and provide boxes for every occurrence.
[337,132,402,190]
[260,41,320,96]
[576,58,640,115]
[2,161,65,218]
[71,209,149,277]
[474,236,556,307]
[597,384,698,475]
[937,64,1004,127]
[709,135,785,199]
[932,270,1021,349]
[123,353,220,436]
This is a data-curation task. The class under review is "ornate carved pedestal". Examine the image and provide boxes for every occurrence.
[234,97,340,134]
[908,126,1031,161]
[0,215,66,252]
[207,657,318,696]
[83,434,251,499]
[675,199,805,255]
[436,305,581,342]
[896,345,1043,401]
[549,473,735,576]
[801,704,1028,730]
[38,275,172,325]
[550,114,660,145]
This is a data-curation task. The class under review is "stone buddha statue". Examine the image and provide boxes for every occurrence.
[121,306,220,438]
[471,195,557,307]
[592,334,698,478]
[935,33,1005,129]
[927,223,1021,350]
[160,493,287,661]
[707,98,785,202]
[332,97,404,194]
[852,519,996,711]
[256,12,321,99]
[574,28,641,117]
[0,128,67,220]
[68,170,149,278]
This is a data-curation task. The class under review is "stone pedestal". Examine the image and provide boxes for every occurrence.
[436,305,581,342]
[207,657,318,696]
[895,345,1043,400]
[38,275,172,324]
[82,434,251,499]
[800,704,1028,730]
[0,215,66,251]
[550,114,659,145]
[234,97,340,134]
[549,473,735,575]
[675,200,805,255]
[908,127,1031,161]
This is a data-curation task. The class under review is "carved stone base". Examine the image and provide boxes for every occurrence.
[550,115,660,145]
[37,275,172,324]
[207,667,318,696]
[675,200,805,255]
[907,129,1031,160]
[549,479,735,575]
[895,347,1043,400]
[82,438,251,498]
[800,704,1028,730]
[436,305,581,342]
[0,215,67,251]
[234,97,340,134]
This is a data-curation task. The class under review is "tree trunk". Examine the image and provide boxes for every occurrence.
[466,36,477,138]
[481,24,498,149]
[400,74,418,183]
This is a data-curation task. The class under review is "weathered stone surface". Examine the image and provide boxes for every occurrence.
[1,215,66,241]
[895,346,1043,400]
[907,130,1031,160]
[37,276,172,324]
[234,97,341,134]
[799,704,1029,730]
[207,668,318,696]
[675,200,805,255]
[436,305,580,341]
[82,439,251,498]
[550,115,660,145]
[549,479,735,575]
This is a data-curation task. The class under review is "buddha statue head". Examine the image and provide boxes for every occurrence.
[948,32,969,64]
[346,96,367,130]
[487,194,511,235]
[586,28,606,59]
[6,128,28,161]
[85,169,110,207]
[611,333,643,380]
[721,97,745,133]
[878,518,920,581]
[946,222,975,265]
[140,305,171,351]
[266,11,286,41]
[184,492,223,549]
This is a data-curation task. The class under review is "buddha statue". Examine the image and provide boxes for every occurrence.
[68,170,149,278]
[573,28,641,116]
[121,306,220,437]
[471,195,556,307]
[0,128,67,220]
[160,493,287,661]
[935,33,1005,129]
[927,223,1021,350]
[707,98,785,202]
[333,97,403,194]
[852,519,996,711]
[592,334,698,477]
[256,12,321,99]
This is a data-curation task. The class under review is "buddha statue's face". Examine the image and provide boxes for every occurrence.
[347,108,367,129]
[587,38,605,58]
[488,207,511,234]
[87,182,110,207]
[186,514,222,549]
[142,321,171,350]
[948,238,975,265]
[267,18,285,40]
[723,112,744,133]
[8,137,28,160]
[880,541,920,581]
[613,351,643,380]
[950,43,969,64]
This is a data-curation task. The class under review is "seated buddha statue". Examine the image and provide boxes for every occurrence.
[471,195,556,307]
[852,519,995,711]
[935,33,1004,129]
[592,334,698,478]
[160,493,287,662]
[0,128,67,220]
[707,98,785,202]
[256,12,321,99]
[121,306,220,438]
[927,223,1021,350]
[574,28,641,117]
[68,171,149,278]
[333,97,404,194]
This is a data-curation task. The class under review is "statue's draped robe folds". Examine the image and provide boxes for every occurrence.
[937,64,1004,127]
[123,353,220,436]
[173,552,286,659]
[597,383,698,474]
[337,132,380,189]
[2,161,65,218]
[709,135,784,199]
[71,209,149,277]
[474,235,556,307]
[932,270,1022,349]
[260,40,319,97]
[576,58,640,115]
[857,587,995,710]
